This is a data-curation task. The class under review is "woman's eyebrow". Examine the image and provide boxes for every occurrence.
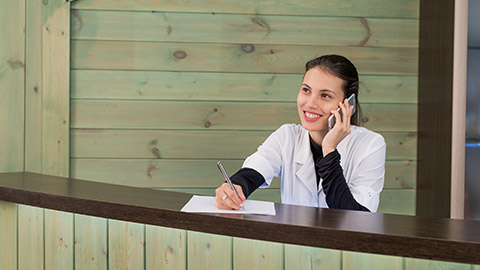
[319,89,336,94]
[301,83,312,88]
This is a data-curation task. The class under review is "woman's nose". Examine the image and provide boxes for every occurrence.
[305,96,318,109]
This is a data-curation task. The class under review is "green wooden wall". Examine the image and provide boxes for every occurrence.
[3,0,478,269]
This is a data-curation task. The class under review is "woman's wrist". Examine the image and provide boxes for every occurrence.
[322,146,336,157]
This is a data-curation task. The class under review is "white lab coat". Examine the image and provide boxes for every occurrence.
[243,124,386,212]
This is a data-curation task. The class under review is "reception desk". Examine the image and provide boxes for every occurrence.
[0,172,479,265]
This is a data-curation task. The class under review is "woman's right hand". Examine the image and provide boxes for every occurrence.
[215,183,246,210]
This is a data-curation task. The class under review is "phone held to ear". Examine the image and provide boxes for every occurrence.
[328,94,356,130]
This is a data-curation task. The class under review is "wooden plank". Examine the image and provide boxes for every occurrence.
[42,1,72,269]
[378,189,416,215]
[74,214,108,270]
[145,225,187,270]
[71,70,417,104]
[285,245,341,270]
[109,219,145,269]
[71,0,419,18]
[71,100,417,132]
[70,159,414,189]
[0,0,25,173]
[21,2,45,269]
[44,210,74,270]
[233,238,284,270]
[405,258,473,270]
[42,0,70,177]
[70,130,417,160]
[342,251,403,270]
[18,205,44,270]
[25,0,43,174]
[71,40,418,75]
[0,201,17,270]
[187,231,232,270]
[0,0,24,269]
[71,10,418,48]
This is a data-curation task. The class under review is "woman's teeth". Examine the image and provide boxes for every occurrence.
[305,112,320,118]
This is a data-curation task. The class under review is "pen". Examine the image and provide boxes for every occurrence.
[217,161,244,211]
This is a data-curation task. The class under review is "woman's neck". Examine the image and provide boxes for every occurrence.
[309,130,328,147]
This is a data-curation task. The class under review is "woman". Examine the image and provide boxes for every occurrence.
[215,55,386,212]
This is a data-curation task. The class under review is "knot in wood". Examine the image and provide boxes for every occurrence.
[241,44,255,54]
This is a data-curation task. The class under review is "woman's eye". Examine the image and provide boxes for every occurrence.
[321,94,331,99]
[302,88,310,93]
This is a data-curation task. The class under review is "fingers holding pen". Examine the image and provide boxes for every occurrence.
[215,183,245,210]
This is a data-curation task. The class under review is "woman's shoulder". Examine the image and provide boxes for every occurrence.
[275,123,306,137]
[349,125,385,146]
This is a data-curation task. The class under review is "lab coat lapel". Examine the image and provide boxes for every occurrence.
[293,128,318,197]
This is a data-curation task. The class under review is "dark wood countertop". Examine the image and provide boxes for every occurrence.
[1,172,479,264]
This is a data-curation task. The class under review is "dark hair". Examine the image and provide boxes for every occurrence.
[305,55,362,125]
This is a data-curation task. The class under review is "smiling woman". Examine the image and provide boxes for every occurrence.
[215,55,386,212]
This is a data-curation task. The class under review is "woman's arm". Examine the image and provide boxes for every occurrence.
[318,150,370,211]
[319,135,386,212]
[230,168,265,198]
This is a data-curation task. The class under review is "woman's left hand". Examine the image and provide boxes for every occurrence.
[322,98,352,156]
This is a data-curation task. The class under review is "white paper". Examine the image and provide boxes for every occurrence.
[181,195,276,215]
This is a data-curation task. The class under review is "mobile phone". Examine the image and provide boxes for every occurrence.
[328,94,356,130]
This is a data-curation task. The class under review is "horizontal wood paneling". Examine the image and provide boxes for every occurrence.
[71,10,418,48]
[71,70,417,104]
[70,159,415,189]
[71,0,419,18]
[378,189,416,215]
[71,40,418,75]
[71,101,417,131]
[70,130,417,160]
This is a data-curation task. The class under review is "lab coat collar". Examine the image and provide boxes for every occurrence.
[293,128,318,197]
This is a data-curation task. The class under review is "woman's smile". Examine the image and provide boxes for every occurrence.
[303,111,323,122]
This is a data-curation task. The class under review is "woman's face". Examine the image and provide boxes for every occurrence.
[297,67,345,132]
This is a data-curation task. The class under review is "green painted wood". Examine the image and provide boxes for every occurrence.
[342,251,404,270]
[74,214,108,270]
[71,40,418,75]
[19,1,44,269]
[70,159,413,189]
[404,258,473,270]
[44,210,74,270]
[70,130,417,160]
[109,219,145,269]
[42,0,70,177]
[145,225,187,270]
[0,0,25,173]
[385,160,416,189]
[71,10,418,48]
[233,238,284,270]
[71,70,417,104]
[378,189,416,215]
[285,245,341,270]
[0,0,24,269]
[25,0,44,174]
[71,0,419,18]
[187,231,232,270]
[71,100,417,132]
[474,264,480,270]
[0,201,17,270]
[42,1,72,269]
[18,205,44,270]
